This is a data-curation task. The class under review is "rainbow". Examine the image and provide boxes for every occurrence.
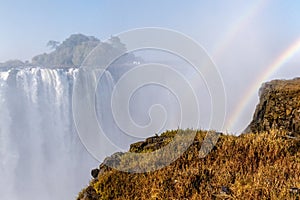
[210,0,270,132]
[225,36,300,132]
[213,0,270,59]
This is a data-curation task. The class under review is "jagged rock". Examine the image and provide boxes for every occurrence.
[91,168,100,179]
[246,78,300,134]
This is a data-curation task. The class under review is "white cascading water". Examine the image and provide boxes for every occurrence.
[0,64,210,199]
[0,66,178,200]
[0,67,100,200]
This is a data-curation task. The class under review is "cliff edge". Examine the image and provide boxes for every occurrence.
[246,78,300,135]
[77,78,300,200]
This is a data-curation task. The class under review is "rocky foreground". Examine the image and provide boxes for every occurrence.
[78,78,300,200]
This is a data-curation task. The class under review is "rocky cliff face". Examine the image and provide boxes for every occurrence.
[246,78,300,134]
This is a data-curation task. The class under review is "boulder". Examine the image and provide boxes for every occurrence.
[91,168,100,179]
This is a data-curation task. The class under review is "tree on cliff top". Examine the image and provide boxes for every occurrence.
[31,34,127,67]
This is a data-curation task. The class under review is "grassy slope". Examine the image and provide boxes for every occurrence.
[78,130,300,200]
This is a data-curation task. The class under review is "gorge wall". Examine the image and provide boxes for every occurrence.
[246,78,300,135]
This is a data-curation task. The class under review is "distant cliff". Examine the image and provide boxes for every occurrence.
[0,34,131,68]
[246,78,300,135]
[32,34,101,67]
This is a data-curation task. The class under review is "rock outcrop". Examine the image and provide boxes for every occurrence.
[77,78,300,200]
[246,78,300,135]
[78,130,300,200]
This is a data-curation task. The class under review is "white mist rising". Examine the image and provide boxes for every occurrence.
[0,68,98,200]
[0,63,214,199]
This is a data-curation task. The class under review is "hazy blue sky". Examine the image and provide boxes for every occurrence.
[1,0,300,132]
[0,0,299,62]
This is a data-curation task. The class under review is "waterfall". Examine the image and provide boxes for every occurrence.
[0,67,98,200]
[0,64,209,199]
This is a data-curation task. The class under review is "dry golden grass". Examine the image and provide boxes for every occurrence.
[78,129,300,200]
